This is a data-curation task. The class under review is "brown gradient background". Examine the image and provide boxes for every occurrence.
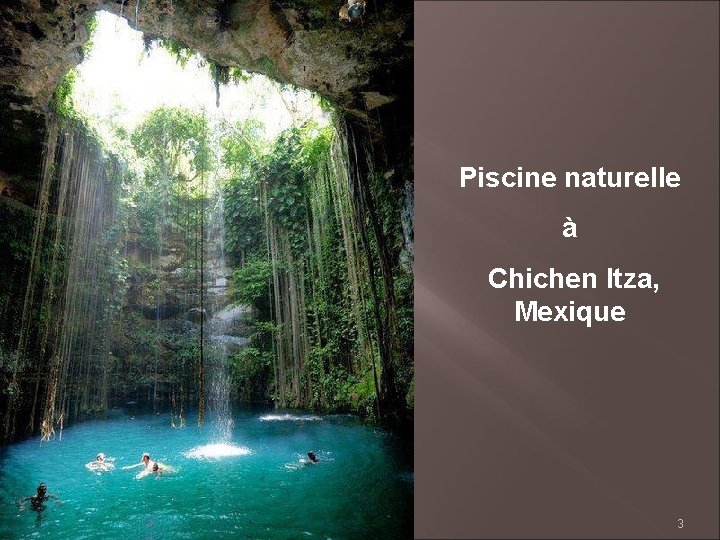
[414,2,719,538]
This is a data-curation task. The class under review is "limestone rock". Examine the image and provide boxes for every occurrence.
[0,0,412,111]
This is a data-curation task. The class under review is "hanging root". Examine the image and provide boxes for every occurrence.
[40,419,55,442]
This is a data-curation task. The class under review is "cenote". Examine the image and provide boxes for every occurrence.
[0,409,412,539]
[0,2,413,538]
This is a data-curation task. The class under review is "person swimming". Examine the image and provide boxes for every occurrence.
[285,451,321,470]
[125,452,172,479]
[17,483,61,511]
[122,452,151,472]
[136,459,174,479]
[86,452,114,472]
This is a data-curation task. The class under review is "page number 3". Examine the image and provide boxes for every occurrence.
[677,518,684,529]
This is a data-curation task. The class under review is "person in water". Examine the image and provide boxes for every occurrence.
[122,452,151,471]
[284,451,321,470]
[137,459,174,479]
[125,452,171,478]
[17,483,61,511]
[86,452,114,472]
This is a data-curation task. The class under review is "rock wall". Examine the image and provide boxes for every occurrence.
[0,0,412,215]
[1,0,411,110]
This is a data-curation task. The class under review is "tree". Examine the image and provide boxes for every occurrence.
[131,106,212,191]
[220,119,266,266]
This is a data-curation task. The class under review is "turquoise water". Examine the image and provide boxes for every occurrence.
[0,409,412,539]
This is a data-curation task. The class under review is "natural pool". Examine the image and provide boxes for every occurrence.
[0,409,413,539]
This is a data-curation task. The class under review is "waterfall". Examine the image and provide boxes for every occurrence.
[204,193,247,441]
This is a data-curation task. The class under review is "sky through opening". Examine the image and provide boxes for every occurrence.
[72,10,328,153]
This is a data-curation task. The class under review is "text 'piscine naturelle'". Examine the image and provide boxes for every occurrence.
[460,166,680,189]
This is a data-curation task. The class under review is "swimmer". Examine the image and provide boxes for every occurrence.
[136,459,173,479]
[86,452,114,472]
[124,452,172,478]
[285,451,321,470]
[17,483,61,511]
[151,461,171,477]
[122,452,151,471]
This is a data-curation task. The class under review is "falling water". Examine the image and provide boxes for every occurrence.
[204,193,247,442]
[5,115,123,441]
[152,175,166,413]
[51,123,122,440]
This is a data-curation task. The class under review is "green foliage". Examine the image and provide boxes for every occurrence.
[223,184,264,262]
[232,259,272,318]
[156,38,196,67]
[133,184,162,251]
[131,106,212,183]
[348,368,378,416]
[82,14,98,56]
[219,118,405,418]
[1,346,28,410]
[128,106,212,256]
[317,95,336,115]
[260,123,332,255]
[52,70,79,120]
[303,359,377,415]
[222,122,333,271]
[229,68,251,84]
[229,347,272,401]
[51,91,108,156]
[0,199,36,266]
[220,120,267,264]
[296,124,333,173]
[109,310,199,403]
[220,119,264,174]
[394,272,414,359]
